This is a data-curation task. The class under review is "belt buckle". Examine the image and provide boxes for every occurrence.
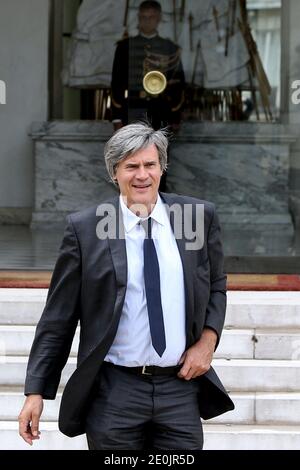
[142,365,152,376]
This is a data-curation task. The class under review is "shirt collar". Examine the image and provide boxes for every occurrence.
[139,32,158,39]
[119,194,165,233]
[148,195,165,227]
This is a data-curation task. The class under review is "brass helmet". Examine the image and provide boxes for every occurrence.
[143,70,167,96]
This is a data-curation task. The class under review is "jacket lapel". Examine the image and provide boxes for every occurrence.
[106,196,127,303]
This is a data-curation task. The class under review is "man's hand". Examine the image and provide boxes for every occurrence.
[178,328,218,380]
[18,394,43,446]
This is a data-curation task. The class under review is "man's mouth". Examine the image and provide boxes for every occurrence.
[133,184,151,189]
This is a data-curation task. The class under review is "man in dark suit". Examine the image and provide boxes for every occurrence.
[19,122,233,450]
[111,1,185,132]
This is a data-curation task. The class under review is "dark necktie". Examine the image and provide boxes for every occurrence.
[140,217,166,357]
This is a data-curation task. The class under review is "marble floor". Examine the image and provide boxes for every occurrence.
[0,224,299,273]
[0,226,63,270]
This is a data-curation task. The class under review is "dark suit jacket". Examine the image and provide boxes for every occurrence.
[24,192,234,437]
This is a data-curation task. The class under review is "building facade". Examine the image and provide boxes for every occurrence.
[0,0,299,271]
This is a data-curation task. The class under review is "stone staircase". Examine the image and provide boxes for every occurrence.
[0,288,300,450]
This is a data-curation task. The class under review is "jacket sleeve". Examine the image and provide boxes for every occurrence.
[204,205,227,348]
[24,215,81,399]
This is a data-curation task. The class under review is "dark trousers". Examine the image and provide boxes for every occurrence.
[85,362,203,450]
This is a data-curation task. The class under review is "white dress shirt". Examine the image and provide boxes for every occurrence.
[105,195,186,366]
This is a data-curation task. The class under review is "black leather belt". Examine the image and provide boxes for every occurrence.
[103,362,181,376]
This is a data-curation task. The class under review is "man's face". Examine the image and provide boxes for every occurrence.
[115,143,162,214]
[138,8,161,35]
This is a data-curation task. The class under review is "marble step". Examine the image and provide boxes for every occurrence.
[2,325,300,360]
[218,328,300,360]
[0,421,87,450]
[2,421,300,450]
[214,358,300,392]
[226,291,300,329]
[209,392,300,425]
[1,357,300,392]
[1,289,300,328]
[0,289,47,325]
[5,389,300,425]
[203,424,300,450]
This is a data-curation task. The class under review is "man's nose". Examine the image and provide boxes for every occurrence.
[136,165,148,179]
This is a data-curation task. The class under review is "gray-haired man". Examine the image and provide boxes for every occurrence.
[19,123,233,450]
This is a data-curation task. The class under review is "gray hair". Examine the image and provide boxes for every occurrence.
[104,123,169,183]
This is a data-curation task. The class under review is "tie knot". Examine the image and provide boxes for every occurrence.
[140,217,152,238]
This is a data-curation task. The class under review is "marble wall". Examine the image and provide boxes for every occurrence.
[168,142,289,215]
[282,0,300,228]
[31,121,117,226]
[31,121,296,242]
[0,0,48,215]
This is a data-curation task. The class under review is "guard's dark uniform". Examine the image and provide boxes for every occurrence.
[111,34,185,129]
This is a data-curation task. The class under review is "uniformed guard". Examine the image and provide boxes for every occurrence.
[111,0,185,132]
